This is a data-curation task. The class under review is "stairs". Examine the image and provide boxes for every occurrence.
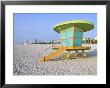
[37,47,66,62]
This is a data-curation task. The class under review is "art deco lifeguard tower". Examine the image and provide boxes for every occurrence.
[38,20,94,62]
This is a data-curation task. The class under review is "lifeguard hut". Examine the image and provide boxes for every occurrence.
[38,20,94,62]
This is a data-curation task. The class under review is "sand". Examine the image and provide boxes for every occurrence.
[13,44,97,75]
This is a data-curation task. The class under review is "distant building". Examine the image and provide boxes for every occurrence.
[83,38,86,44]
[91,37,97,44]
[34,38,37,44]
[83,37,91,44]
[24,39,28,45]
[29,41,32,44]
[24,39,33,45]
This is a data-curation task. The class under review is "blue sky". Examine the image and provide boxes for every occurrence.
[14,13,97,43]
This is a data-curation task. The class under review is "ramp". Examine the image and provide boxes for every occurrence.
[37,47,66,62]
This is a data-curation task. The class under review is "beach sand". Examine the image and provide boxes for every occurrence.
[13,44,97,75]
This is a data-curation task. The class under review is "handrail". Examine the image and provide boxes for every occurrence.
[43,39,65,56]
[38,39,65,59]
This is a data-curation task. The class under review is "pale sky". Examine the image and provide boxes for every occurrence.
[14,13,97,43]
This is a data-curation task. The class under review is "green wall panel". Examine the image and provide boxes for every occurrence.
[67,39,73,46]
[62,40,68,46]
[60,27,83,47]
[66,28,73,39]
[74,28,83,46]
[60,27,73,46]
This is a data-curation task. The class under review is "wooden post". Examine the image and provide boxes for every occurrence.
[82,50,84,53]
[73,24,76,47]
[44,57,45,62]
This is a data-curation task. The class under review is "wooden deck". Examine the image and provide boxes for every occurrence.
[37,46,91,62]
[37,47,66,62]
[52,46,91,51]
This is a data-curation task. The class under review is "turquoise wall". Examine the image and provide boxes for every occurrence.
[74,28,83,46]
[60,27,83,46]
[60,27,73,46]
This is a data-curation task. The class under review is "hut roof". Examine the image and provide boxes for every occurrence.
[53,20,94,33]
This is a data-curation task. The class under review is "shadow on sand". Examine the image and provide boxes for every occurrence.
[87,49,97,58]
[51,49,97,61]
